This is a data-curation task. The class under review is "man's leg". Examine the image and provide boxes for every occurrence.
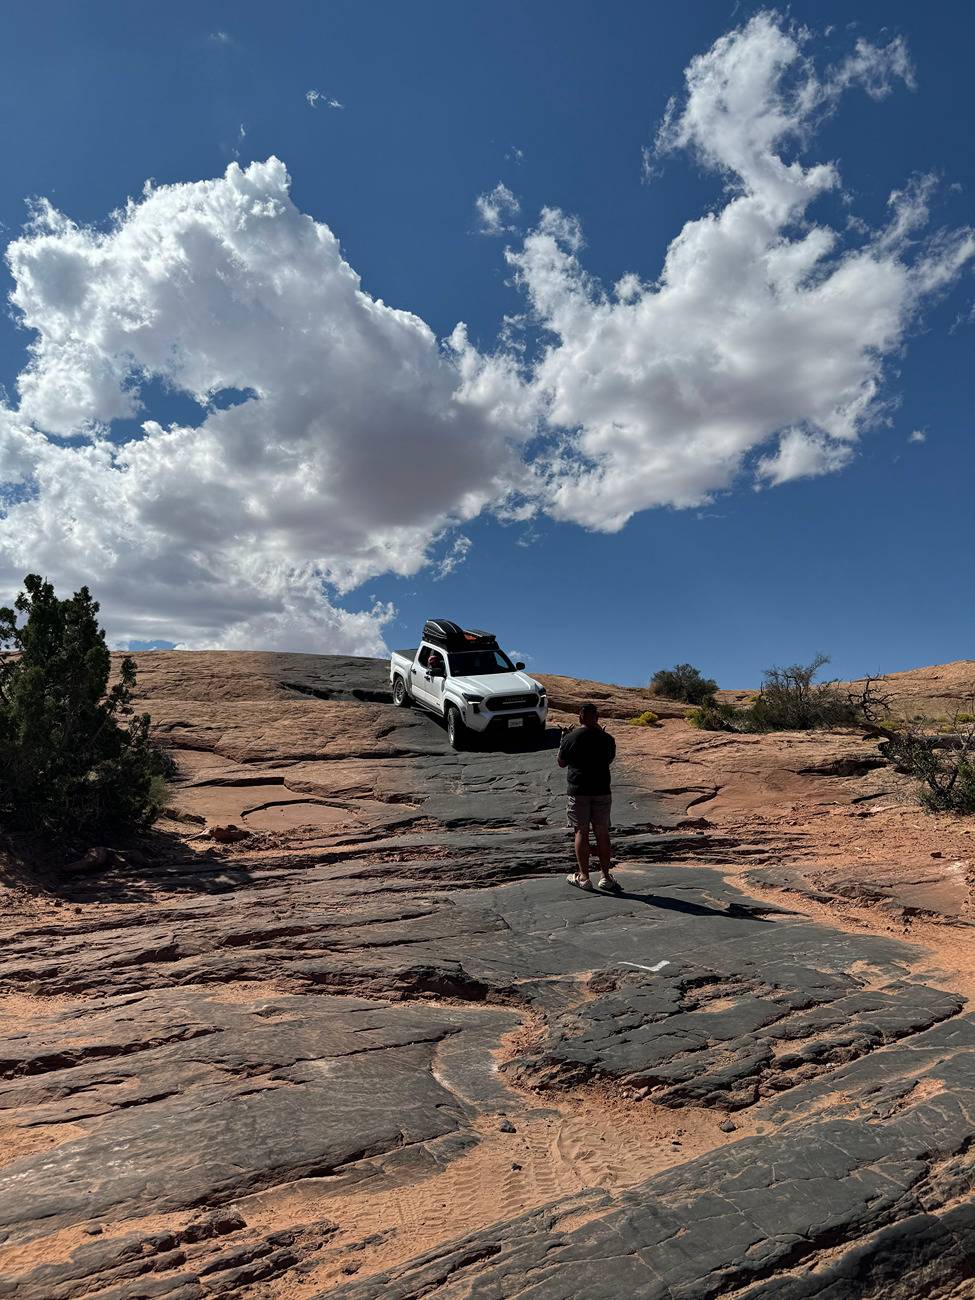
[593,796,613,879]
[567,796,592,882]
[594,825,612,878]
[574,827,591,881]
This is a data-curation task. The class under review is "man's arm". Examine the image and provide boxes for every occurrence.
[557,730,570,768]
[606,730,617,764]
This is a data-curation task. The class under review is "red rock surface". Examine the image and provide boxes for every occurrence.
[0,651,973,1298]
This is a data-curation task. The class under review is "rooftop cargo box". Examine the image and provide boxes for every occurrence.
[422,619,498,648]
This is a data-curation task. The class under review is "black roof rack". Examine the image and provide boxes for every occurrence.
[422,619,498,649]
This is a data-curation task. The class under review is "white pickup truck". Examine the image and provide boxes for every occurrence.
[389,619,548,749]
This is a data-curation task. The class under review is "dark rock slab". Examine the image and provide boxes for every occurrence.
[0,993,515,1252]
[504,961,962,1110]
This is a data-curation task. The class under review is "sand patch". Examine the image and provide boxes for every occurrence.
[243,1095,746,1296]
[0,1122,87,1169]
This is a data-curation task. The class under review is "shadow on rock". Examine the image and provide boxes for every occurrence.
[48,826,255,904]
[421,718,563,754]
[587,886,778,923]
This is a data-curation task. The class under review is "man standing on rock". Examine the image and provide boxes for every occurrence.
[558,702,621,893]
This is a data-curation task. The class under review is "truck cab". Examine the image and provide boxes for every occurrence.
[389,619,548,749]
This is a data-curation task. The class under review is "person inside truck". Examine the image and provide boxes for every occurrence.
[427,650,445,677]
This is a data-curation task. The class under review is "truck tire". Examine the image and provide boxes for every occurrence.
[392,676,411,707]
[446,705,467,751]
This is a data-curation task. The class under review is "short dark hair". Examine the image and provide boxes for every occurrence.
[580,701,598,722]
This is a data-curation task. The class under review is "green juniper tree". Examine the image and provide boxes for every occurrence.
[0,575,163,847]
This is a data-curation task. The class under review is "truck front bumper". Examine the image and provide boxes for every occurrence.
[462,705,548,734]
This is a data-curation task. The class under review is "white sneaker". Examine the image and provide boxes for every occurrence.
[567,873,594,891]
[597,875,622,893]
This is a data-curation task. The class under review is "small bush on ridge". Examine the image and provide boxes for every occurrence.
[628,710,660,727]
[649,664,717,706]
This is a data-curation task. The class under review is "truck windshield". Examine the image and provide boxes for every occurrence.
[448,649,515,676]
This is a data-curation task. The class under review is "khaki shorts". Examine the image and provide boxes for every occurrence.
[567,794,612,831]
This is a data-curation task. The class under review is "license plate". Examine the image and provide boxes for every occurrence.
[508,718,524,728]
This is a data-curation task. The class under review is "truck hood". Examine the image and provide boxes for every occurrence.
[450,671,542,697]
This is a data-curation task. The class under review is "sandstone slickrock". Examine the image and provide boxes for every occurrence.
[0,652,972,1298]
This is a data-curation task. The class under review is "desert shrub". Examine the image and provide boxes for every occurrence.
[628,710,660,727]
[687,656,862,734]
[918,758,975,813]
[878,716,906,733]
[685,701,748,732]
[0,574,164,847]
[746,655,859,731]
[650,664,717,705]
[878,707,975,815]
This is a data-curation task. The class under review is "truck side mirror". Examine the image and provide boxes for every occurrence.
[515,661,525,670]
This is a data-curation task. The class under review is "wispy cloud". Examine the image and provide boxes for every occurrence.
[209,30,232,45]
[306,89,344,109]
[826,34,915,99]
[434,535,473,579]
[909,429,927,443]
[475,182,520,236]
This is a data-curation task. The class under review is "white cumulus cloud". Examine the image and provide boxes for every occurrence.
[506,11,973,530]
[1,159,532,650]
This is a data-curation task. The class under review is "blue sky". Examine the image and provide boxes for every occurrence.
[0,1,972,686]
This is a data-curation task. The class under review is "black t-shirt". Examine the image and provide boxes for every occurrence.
[558,724,616,795]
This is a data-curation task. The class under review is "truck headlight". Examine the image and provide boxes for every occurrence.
[462,693,484,703]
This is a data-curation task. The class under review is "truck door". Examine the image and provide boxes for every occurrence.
[411,645,440,710]
[427,649,447,712]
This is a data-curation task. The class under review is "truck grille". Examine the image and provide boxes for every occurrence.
[485,693,537,712]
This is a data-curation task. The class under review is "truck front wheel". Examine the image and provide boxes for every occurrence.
[446,706,467,751]
[392,676,411,707]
